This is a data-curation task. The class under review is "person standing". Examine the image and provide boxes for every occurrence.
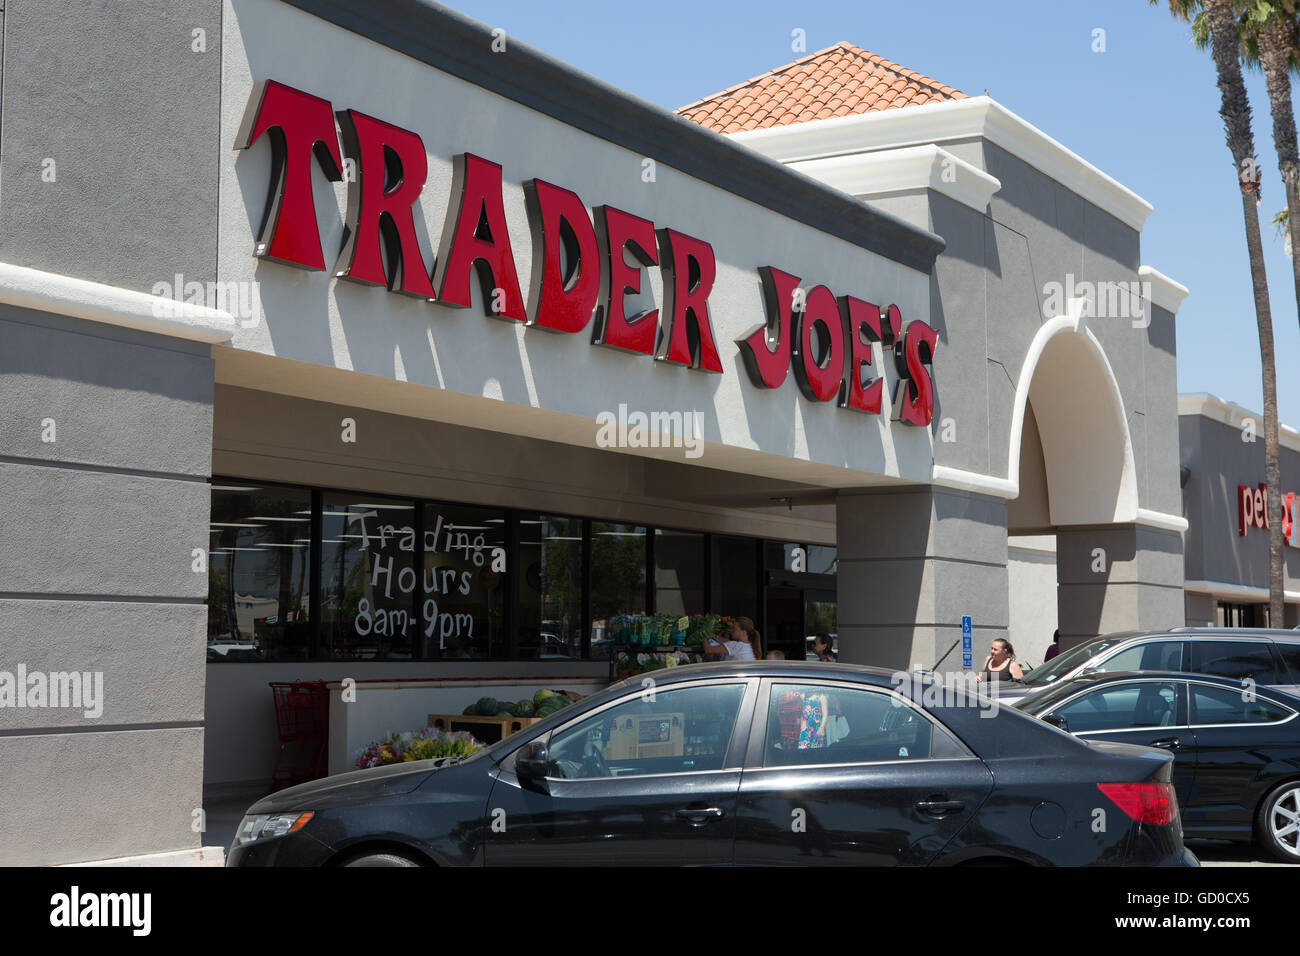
[975,639,1024,683]
[1043,629,1061,662]
[726,617,762,660]
[811,633,835,662]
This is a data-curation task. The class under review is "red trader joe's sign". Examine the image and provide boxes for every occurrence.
[235,79,938,427]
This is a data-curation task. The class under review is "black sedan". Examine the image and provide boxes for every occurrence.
[228,661,1196,867]
[1013,671,1300,862]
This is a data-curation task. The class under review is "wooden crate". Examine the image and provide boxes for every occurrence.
[427,713,543,744]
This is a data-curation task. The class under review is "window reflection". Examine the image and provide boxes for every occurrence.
[207,484,311,661]
[591,522,646,659]
[319,495,416,660]
[518,514,583,660]
[420,503,506,659]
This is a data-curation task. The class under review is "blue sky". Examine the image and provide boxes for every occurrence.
[453,0,1300,425]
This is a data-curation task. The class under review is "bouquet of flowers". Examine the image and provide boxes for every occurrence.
[355,726,483,769]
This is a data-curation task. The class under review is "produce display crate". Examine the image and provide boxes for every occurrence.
[427,713,543,744]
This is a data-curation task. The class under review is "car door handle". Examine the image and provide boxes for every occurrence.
[915,799,965,816]
[1152,737,1181,750]
[676,807,725,823]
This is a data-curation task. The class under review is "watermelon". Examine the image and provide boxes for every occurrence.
[495,702,515,717]
[462,704,476,715]
[514,700,535,717]
[533,688,556,708]
[475,696,498,717]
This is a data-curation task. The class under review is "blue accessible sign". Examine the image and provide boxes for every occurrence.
[961,616,973,668]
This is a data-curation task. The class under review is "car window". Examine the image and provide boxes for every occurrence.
[545,683,745,779]
[1021,637,1117,686]
[1050,681,1179,733]
[1190,684,1293,725]
[762,683,963,767]
[1189,641,1281,683]
[1095,641,1183,673]
[1275,643,1300,684]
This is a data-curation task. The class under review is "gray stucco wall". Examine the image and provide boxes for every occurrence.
[0,309,214,865]
[1180,412,1300,590]
[0,0,222,292]
[879,141,1181,522]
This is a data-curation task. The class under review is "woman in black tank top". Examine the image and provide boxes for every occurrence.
[977,639,1024,682]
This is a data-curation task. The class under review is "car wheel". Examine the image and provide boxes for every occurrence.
[1255,780,1300,863]
[340,851,422,867]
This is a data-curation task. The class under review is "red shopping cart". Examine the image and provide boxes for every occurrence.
[269,681,330,790]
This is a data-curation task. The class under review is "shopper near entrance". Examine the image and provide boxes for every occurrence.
[705,617,763,660]
[976,639,1024,682]
[1044,630,1062,663]
[812,633,835,662]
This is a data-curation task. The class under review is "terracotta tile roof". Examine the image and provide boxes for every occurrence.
[677,42,965,134]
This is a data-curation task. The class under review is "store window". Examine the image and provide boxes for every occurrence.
[765,540,801,572]
[806,546,838,575]
[655,528,704,617]
[711,535,757,620]
[421,502,507,659]
[591,522,646,653]
[518,514,583,660]
[207,483,312,661]
[319,493,417,660]
[1216,602,1268,627]
[545,683,746,778]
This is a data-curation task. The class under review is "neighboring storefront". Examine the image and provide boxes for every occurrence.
[0,1,1188,864]
[1180,393,1300,628]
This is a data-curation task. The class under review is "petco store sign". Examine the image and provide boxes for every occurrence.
[1237,483,1300,547]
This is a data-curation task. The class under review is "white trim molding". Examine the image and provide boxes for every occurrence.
[1179,391,1300,454]
[1135,508,1190,533]
[0,261,235,344]
[1185,579,1300,603]
[786,143,1002,214]
[730,96,1154,231]
[1137,265,1189,315]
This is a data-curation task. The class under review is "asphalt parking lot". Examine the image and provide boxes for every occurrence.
[1187,840,1295,867]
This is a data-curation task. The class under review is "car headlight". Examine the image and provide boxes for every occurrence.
[234,811,314,846]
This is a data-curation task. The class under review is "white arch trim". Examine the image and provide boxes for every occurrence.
[932,302,1189,533]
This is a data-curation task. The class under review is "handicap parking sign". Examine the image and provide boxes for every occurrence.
[961,616,972,668]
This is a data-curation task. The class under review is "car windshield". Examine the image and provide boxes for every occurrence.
[1021,637,1118,687]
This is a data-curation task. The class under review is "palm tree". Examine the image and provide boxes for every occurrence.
[1157,0,1286,625]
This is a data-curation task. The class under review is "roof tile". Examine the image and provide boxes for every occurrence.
[677,42,965,133]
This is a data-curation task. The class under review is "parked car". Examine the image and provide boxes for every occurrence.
[1013,671,1300,862]
[988,628,1300,702]
[228,661,1195,867]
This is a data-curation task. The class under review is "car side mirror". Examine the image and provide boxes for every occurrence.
[1042,713,1070,733]
[516,740,551,788]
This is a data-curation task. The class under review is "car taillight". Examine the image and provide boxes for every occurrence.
[1097,782,1179,825]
